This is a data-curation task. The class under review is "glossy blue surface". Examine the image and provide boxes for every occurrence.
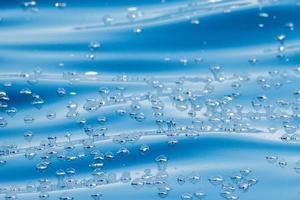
[0,0,300,200]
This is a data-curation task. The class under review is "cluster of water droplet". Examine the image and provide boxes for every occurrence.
[208,168,258,200]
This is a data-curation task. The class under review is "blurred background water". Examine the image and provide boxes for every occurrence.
[0,0,300,200]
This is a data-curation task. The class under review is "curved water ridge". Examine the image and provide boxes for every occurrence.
[0,0,300,200]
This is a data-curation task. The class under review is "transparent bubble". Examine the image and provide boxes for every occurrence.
[194,191,206,199]
[247,56,257,65]
[67,101,78,110]
[191,19,200,25]
[56,169,66,177]
[87,53,95,60]
[102,14,113,25]
[248,178,258,186]
[209,65,221,75]
[158,187,169,198]
[89,41,101,51]
[278,159,287,168]
[63,71,80,83]
[258,12,269,18]
[135,112,146,122]
[139,144,150,154]
[181,193,193,200]
[36,161,48,172]
[186,172,199,184]
[294,160,300,173]
[6,107,17,117]
[20,88,32,95]
[57,88,66,96]
[25,148,36,160]
[286,22,294,30]
[177,175,185,185]
[208,176,223,186]
[0,117,7,127]
[24,130,33,142]
[155,155,168,171]
[283,121,298,134]
[24,116,35,124]
[131,178,144,189]
[156,170,169,181]
[240,168,251,177]
[117,147,130,156]
[38,192,49,200]
[277,34,286,42]
[133,27,142,33]
[230,174,242,184]
[0,159,6,166]
[4,194,18,200]
[239,182,250,192]
[91,193,103,200]
[97,116,107,125]
[46,111,56,120]
[83,98,99,112]
[120,171,131,183]
[105,152,115,160]
[222,182,236,192]
[116,107,127,116]
[54,2,67,8]
[59,195,74,200]
[126,7,142,22]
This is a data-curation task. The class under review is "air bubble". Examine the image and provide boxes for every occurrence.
[194,191,206,199]
[46,111,56,120]
[278,159,287,168]
[155,155,168,171]
[24,116,35,124]
[131,178,144,189]
[6,107,17,117]
[139,144,150,154]
[181,192,193,200]
[24,130,33,142]
[126,7,142,22]
[57,88,66,96]
[208,176,223,186]
[0,117,7,127]
[54,2,67,8]
[103,15,113,25]
[91,193,103,200]
[38,192,49,200]
[177,175,185,185]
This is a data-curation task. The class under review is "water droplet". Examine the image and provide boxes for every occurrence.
[181,193,193,200]
[102,14,113,25]
[46,111,56,120]
[120,171,131,183]
[177,175,185,185]
[54,2,67,9]
[155,155,168,171]
[139,144,150,154]
[131,178,144,189]
[126,7,142,22]
[91,193,103,200]
[194,191,206,199]
[208,176,223,186]
[24,130,33,142]
[36,161,48,172]
[0,117,7,127]
[278,159,287,168]
[38,192,49,200]
[6,107,17,117]
[57,88,66,96]
[24,116,35,124]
